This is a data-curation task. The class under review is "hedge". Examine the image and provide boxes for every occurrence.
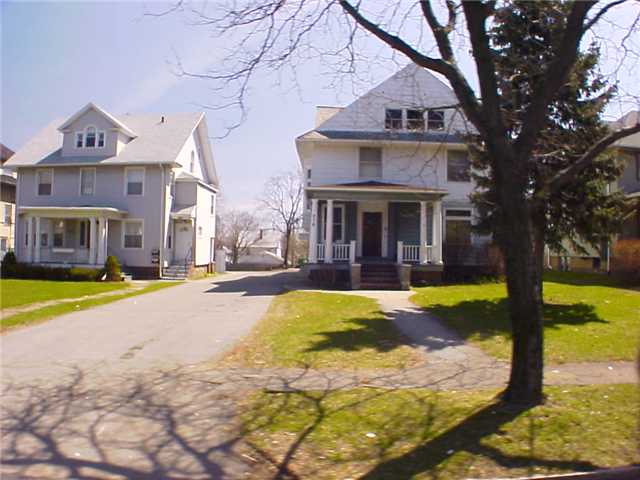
[611,239,640,284]
[1,263,102,281]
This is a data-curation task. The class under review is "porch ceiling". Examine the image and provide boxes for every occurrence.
[307,182,447,202]
[19,206,128,219]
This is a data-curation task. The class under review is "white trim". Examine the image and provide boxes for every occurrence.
[79,167,96,196]
[35,168,53,196]
[19,206,127,219]
[58,102,138,138]
[321,202,346,244]
[124,166,145,196]
[122,218,144,249]
[74,131,84,149]
[307,185,447,195]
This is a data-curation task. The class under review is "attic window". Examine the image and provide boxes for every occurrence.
[427,110,445,130]
[85,127,96,147]
[406,109,424,130]
[75,132,83,148]
[97,132,105,148]
[385,109,402,130]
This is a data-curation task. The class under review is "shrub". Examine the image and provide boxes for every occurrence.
[1,262,102,281]
[611,239,640,285]
[104,255,121,282]
[1,251,17,277]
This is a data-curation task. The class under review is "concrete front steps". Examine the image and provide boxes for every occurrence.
[162,264,189,280]
[360,263,401,290]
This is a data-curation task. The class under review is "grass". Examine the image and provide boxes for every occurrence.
[242,384,638,479]
[1,282,180,331]
[0,279,129,310]
[222,290,420,369]
[411,271,640,363]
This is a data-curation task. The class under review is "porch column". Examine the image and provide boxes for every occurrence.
[325,199,333,263]
[34,217,41,263]
[419,201,428,264]
[25,216,33,263]
[97,217,107,265]
[432,200,443,264]
[309,198,319,263]
[89,217,97,265]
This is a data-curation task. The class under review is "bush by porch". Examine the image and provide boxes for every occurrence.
[410,271,640,363]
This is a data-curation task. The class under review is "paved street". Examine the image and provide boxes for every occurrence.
[2,270,295,384]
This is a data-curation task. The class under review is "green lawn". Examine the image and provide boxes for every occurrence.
[411,271,640,363]
[242,384,638,479]
[222,291,420,369]
[1,282,179,331]
[0,279,129,310]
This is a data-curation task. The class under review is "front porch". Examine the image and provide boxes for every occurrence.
[19,206,127,268]
[306,183,447,289]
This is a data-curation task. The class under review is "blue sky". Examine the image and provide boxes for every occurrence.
[2,2,638,210]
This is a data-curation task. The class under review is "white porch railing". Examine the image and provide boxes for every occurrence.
[403,244,420,263]
[317,241,356,263]
[397,241,435,264]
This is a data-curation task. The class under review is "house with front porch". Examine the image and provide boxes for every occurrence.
[4,103,219,279]
[296,65,489,289]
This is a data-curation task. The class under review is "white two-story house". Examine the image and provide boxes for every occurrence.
[5,103,219,279]
[296,64,487,288]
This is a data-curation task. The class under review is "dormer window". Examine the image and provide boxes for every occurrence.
[85,126,96,147]
[406,109,425,130]
[427,110,445,130]
[385,109,403,130]
[74,126,106,148]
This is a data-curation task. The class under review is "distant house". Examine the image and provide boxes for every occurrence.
[547,111,640,273]
[236,228,284,269]
[4,103,219,279]
[1,144,16,258]
[296,64,489,288]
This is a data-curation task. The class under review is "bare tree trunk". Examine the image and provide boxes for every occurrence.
[282,228,291,268]
[501,200,545,405]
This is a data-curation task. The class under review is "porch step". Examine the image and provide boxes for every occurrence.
[162,264,190,280]
[359,263,401,290]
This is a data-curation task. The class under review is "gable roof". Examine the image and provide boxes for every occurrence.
[610,111,640,150]
[58,102,138,138]
[0,143,14,164]
[6,111,205,169]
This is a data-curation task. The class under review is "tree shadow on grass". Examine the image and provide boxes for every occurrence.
[427,298,607,341]
[304,317,409,355]
[243,386,601,480]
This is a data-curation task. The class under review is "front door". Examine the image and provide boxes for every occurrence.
[362,212,382,257]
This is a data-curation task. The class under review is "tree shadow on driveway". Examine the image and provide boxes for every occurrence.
[205,271,304,297]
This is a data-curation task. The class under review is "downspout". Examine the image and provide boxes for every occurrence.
[159,164,166,278]
[14,168,21,259]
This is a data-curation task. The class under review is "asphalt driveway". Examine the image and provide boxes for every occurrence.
[1,270,298,384]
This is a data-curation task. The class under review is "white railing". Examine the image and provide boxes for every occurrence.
[37,247,92,265]
[316,243,325,262]
[403,244,420,263]
[397,241,435,264]
[333,243,350,262]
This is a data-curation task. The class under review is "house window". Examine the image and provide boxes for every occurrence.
[125,168,144,195]
[359,147,382,179]
[322,204,345,243]
[80,168,95,196]
[427,110,445,130]
[3,205,11,224]
[75,132,84,148]
[406,109,424,130]
[97,131,105,148]
[385,109,402,129]
[53,220,64,247]
[447,150,471,182]
[79,220,90,247]
[123,220,143,248]
[210,195,215,215]
[37,169,53,196]
[85,126,96,147]
[445,209,472,246]
[41,232,48,247]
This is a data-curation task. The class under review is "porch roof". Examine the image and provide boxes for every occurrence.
[171,204,196,219]
[306,181,447,201]
[19,206,127,219]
